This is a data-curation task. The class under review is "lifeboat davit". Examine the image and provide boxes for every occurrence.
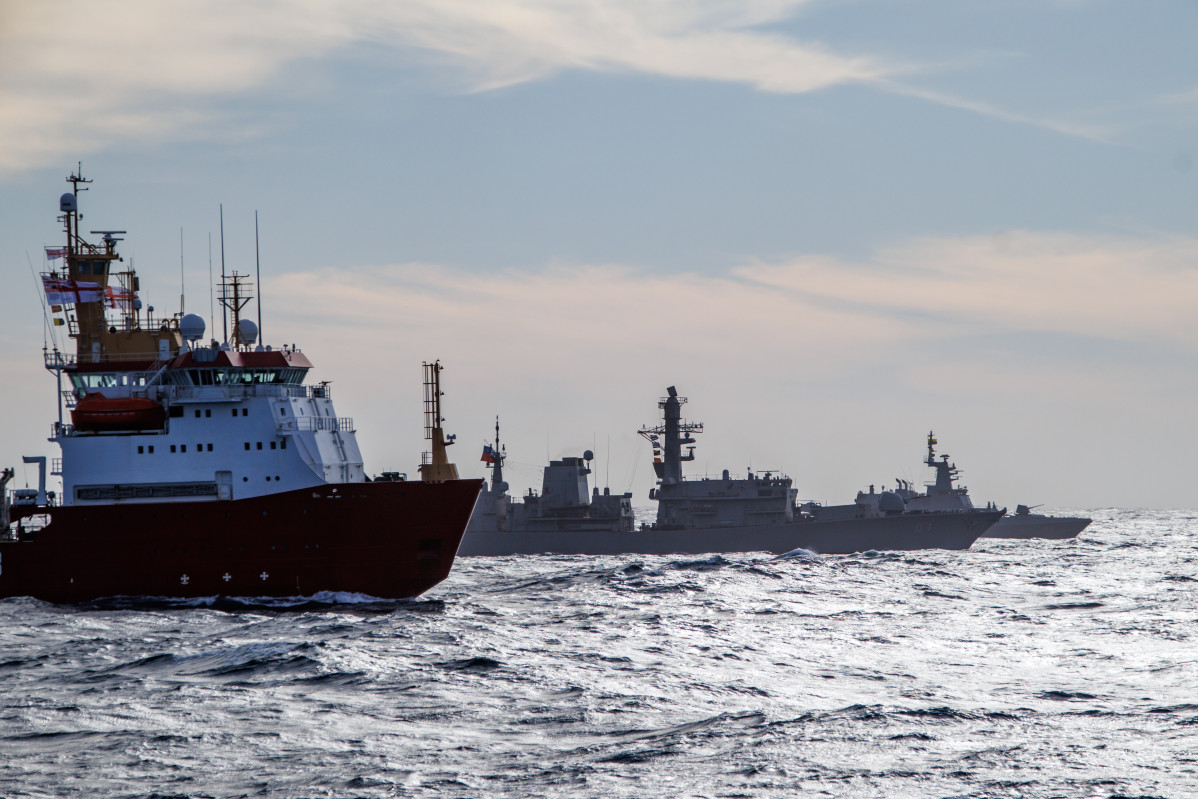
[71,393,166,432]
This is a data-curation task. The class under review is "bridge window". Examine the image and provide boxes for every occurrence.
[71,373,119,390]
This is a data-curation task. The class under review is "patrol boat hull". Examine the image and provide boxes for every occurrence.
[1,479,481,603]
[981,513,1090,540]
[458,508,1002,557]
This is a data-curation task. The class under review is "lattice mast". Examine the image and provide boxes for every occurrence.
[419,360,459,482]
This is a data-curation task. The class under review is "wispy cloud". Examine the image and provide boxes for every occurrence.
[272,230,1198,363]
[4,0,1082,172]
[874,80,1122,144]
[735,231,1198,347]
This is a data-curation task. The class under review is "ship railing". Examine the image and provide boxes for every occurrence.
[151,383,329,402]
[51,458,62,475]
[44,350,77,370]
[51,422,76,438]
[281,416,355,433]
[61,390,78,408]
[54,350,177,367]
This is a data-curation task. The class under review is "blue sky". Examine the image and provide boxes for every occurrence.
[1,0,1196,508]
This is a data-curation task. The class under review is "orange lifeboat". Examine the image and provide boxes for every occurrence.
[71,393,166,432]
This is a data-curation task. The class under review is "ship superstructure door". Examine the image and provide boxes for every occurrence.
[216,470,232,501]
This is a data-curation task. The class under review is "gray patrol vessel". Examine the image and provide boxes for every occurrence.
[459,389,1004,556]
[985,504,1091,539]
[894,432,1090,539]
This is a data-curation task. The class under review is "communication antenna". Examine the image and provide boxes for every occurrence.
[255,210,263,346]
[179,227,185,315]
[219,204,227,344]
[208,232,215,342]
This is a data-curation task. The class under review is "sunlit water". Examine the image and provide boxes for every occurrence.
[2,508,1195,798]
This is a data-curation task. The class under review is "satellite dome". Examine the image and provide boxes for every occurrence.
[179,313,205,342]
[60,193,77,213]
[238,318,258,345]
[878,491,906,514]
[583,449,594,461]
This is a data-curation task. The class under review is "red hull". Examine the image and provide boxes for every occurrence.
[0,479,482,603]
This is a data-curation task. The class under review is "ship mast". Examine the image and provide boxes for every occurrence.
[925,430,962,495]
[418,360,459,482]
[638,386,703,486]
[218,272,254,348]
[489,415,506,490]
[46,166,183,372]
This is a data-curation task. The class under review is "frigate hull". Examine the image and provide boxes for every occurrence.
[458,508,1003,557]
[981,514,1090,540]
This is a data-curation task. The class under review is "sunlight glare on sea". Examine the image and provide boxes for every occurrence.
[1,508,1195,797]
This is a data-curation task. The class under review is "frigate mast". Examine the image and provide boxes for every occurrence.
[638,386,703,485]
[488,416,506,490]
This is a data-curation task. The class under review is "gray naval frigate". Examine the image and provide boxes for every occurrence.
[893,432,1090,540]
[461,417,636,546]
[458,389,1005,556]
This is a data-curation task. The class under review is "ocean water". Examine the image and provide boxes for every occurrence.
[1,508,1195,798]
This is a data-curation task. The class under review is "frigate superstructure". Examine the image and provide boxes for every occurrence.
[891,432,990,513]
[460,388,1004,556]
[459,419,634,554]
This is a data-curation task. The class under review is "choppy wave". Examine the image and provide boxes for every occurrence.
[1,508,1196,797]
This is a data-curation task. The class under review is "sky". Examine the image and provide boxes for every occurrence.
[1,0,1196,510]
